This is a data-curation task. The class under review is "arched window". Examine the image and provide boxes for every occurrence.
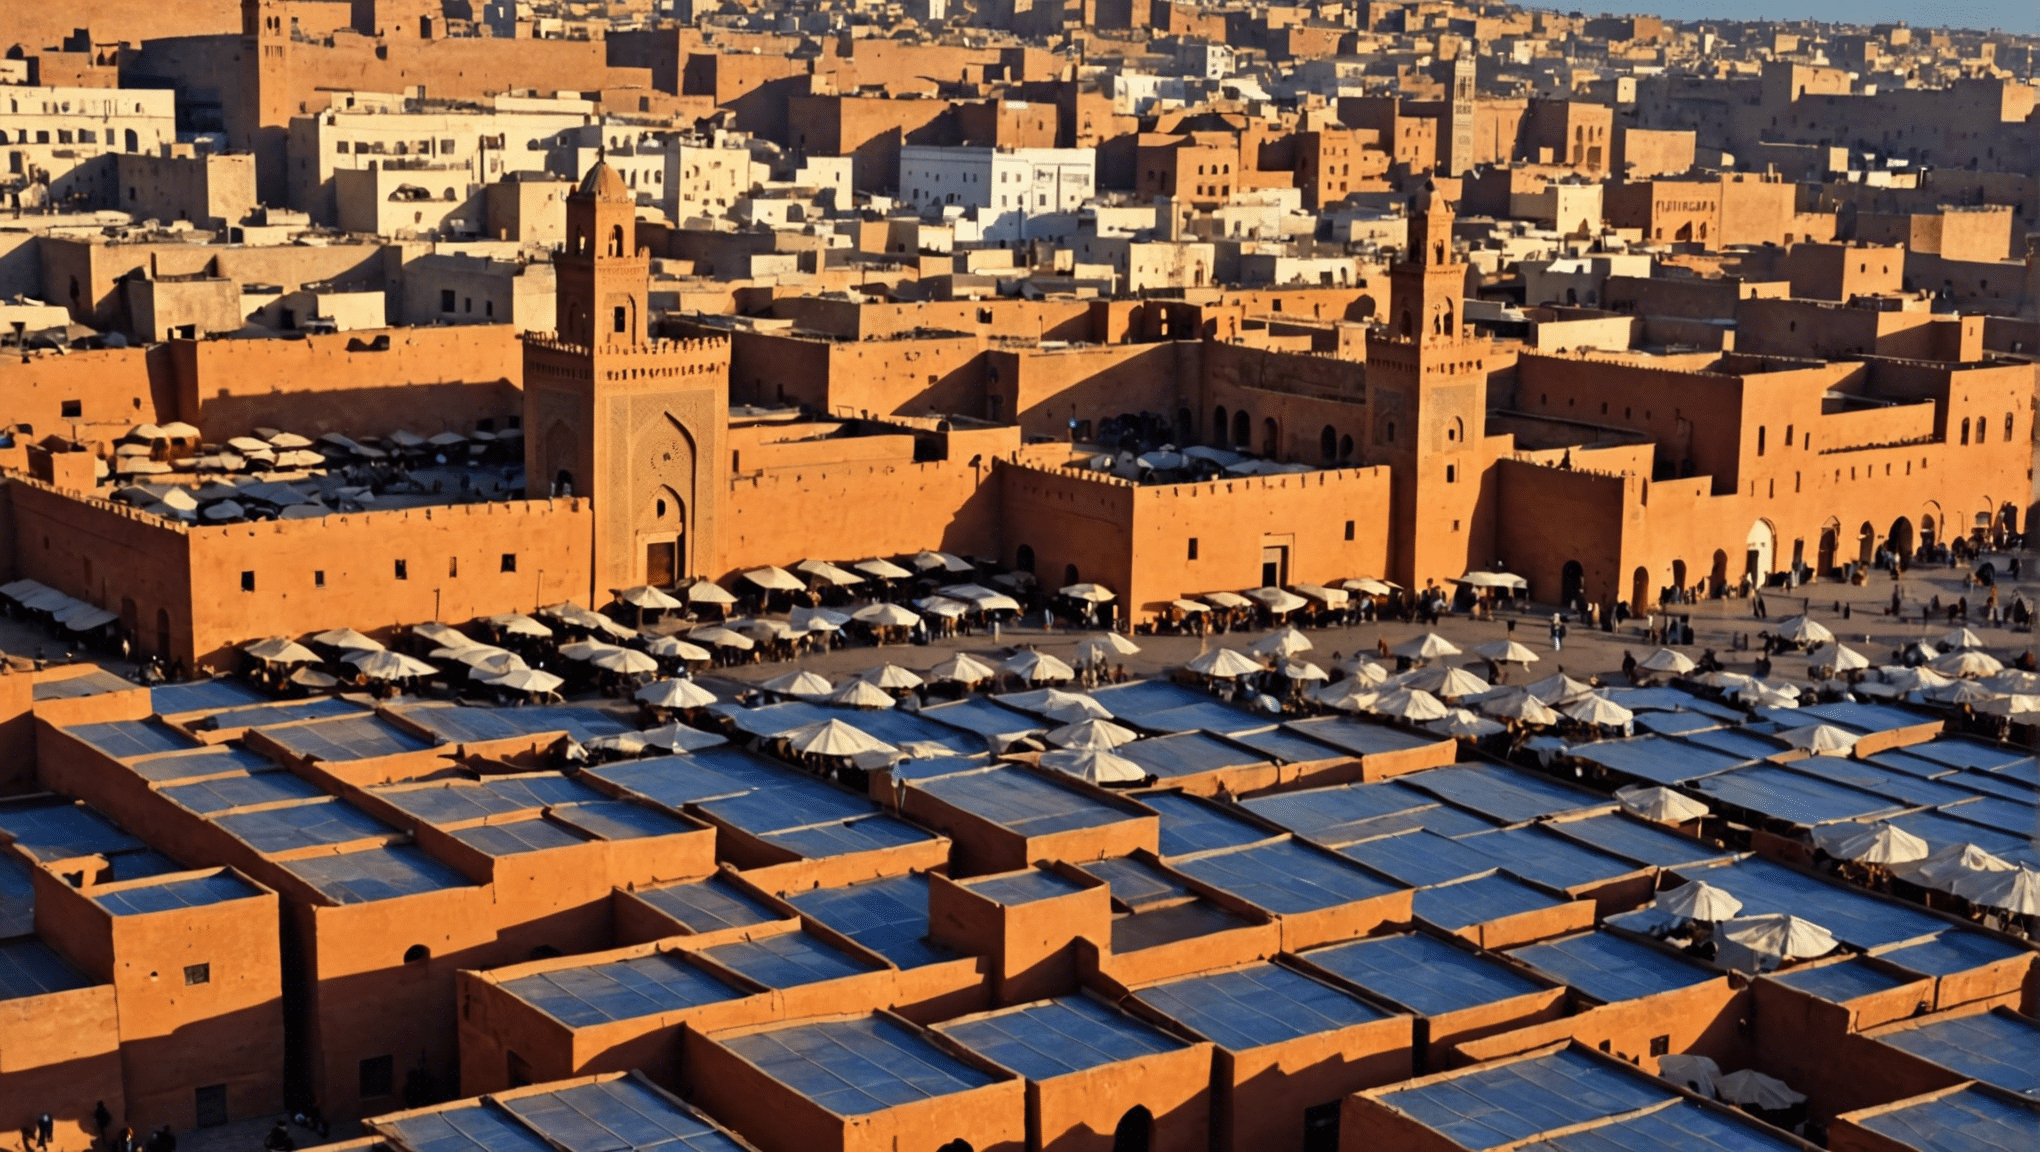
[1339,434,1354,460]
[1320,425,1338,462]
[1212,406,1227,443]
[607,224,624,257]
[1960,418,1970,445]
[403,944,430,963]
[1231,410,1250,446]
[1063,564,1080,586]
[1016,544,1035,573]
[2005,412,2015,441]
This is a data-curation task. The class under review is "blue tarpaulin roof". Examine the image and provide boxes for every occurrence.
[66,719,197,759]
[129,745,279,783]
[1374,1048,1674,1151]
[1541,814,1736,869]
[93,872,262,916]
[381,1103,556,1152]
[1170,838,1404,914]
[0,802,143,861]
[149,678,267,715]
[1767,958,1916,1004]
[1684,765,1907,827]
[1518,1099,1805,1152]
[1286,716,1444,756]
[938,994,1186,1081]
[1570,736,1748,785]
[1136,961,1387,1051]
[453,818,591,857]
[634,875,784,934]
[963,868,1087,906]
[282,845,473,904]
[1401,763,1610,824]
[1682,857,1946,949]
[0,938,94,1001]
[914,768,1143,837]
[698,931,881,989]
[496,1076,749,1152]
[214,798,395,853]
[501,953,744,1027]
[1413,873,1565,930]
[1086,679,1219,722]
[1461,825,1644,891]
[1874,931,2033,977]
[721,1014,999,1116]
[263,715,440,762]
[1506,931,1716,1003]
[32,669,138,702]
[1876,1010,2040,1097]
[1853,1085,2040,1152]
[784,874,953,969]
[1302,932,1548,1017]
[161,771,327,815]
[1339,831,1496,888]
[388,704,635,745]
[1117,732,1268,779]
[1137,791,1273,857]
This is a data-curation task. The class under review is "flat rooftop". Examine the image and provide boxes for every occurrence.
[718,1014,1000,1116]
[1369,1048,1674,1151]
[782,873,953,969]
[1504,931,1716,1003]
[937,994,1188,1081]
[1302,932,1549,1017]
[500,952,745,1028]
[1135,961,1388,1052]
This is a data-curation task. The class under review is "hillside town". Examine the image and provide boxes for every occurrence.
[0,1,2037,1151]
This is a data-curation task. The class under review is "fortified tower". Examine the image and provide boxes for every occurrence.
[523,161,730,601]
[1366,181,1493,590]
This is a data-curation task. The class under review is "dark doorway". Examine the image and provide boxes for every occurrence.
[1261,545,1289,588]
[646,542,677,587]
[1303,1101,1342,1152]
[1016,545,1035,573]
[1064,564,1080,586]
[1112,1106,1153,1152]
[1560,560,1584,608]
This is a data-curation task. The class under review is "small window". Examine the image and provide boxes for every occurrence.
[1344,520,1355,541]
[448,557,459,578]
[193,1085,228,1129]
[314,570,325,587]
[501,554,516,573]
[60,400,81,418]
[1648,1035,1670,1057]
[439,289,455,313]
[394,559,408,580]
[359,1055,395,1099]
[240,571,255,593]
[613,306,627,333]
[1187,538,1199,560]
[183,963,210,986]
[1446,464,1457,483]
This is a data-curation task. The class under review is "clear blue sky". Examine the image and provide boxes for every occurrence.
[1598,1,2040,36]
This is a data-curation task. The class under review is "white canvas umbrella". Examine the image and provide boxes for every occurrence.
[1480,689,1560,726]
[1085,631,1142,657]
[456,649,529,676]
[616,585,685,610]
[828,679,898,709]
[1372,687,1448,722]
[762,670,834,699]
[1656,1054,1720,1096]
[685,581,737,605]
[1713,1069,1805,1110]
[1058,583,1115,603]
[244,637,319,664]
[644,635,712,662]
[911,550,976,573]
[636,679,717,709]
[486,613,554,638]
[1975,693,2040,717]
[790,607,851,633]
[1201,591,1253,610]
[1341,658,1391,686]
[852,602,923,628]
[1828,645,1871,672]
[1652,880,1744,922]
[1777,723,1859,755]
[412,622,474,649]
[1982,669,2040,694]
[927,653,999,684]
[1472,640,1541,664]
[484,668,564,695]
[740,567,803,592]
[1404,665,1488,698]
[346,650,437,680]
[1932,649,2003,678]
[1391,632,1462,661]
[1721,914,1838,963]
[288,667,339,690]
[1616,785,1709,823]
[854,558,914,580]
[1953,865,2040,914]
[781,718,895,758]
[559,639,622,661]
[1186,648,1264,678]
[1774,616,1835,645]
[1310,681,1379,713]
[1282,660,1329,682]
[795,560,865,587]
[1244,587,1308,614]
[311,627,384,652]
[1248,626,1313,659]
[861,664,926,690]
[1898,842,2015,893]
[1045,718,1139,749]
[1015,689,1112,722]
[1169,599,1211,614]
[996,648,1077,685]
[688,626,754,650]
[1432,709,1504,738]
[639,723,729,753]
[1038,748,1146,785]
[1930,679,2004,706]
[1564,694,1634,727]
[1637,648,1697,674]
[1813,822,1929,865]
[1940,627,1987,651]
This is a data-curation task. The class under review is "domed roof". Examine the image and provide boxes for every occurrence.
[576,160,631,203]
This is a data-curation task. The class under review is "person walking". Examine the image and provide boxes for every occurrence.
[1549,613,1564,652]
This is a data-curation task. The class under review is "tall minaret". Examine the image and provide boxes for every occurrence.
[1367,181,1490,589]
[523,160,730,602]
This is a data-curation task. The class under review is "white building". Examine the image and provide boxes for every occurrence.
[1,86,176,211]
[898,145,1095,244]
